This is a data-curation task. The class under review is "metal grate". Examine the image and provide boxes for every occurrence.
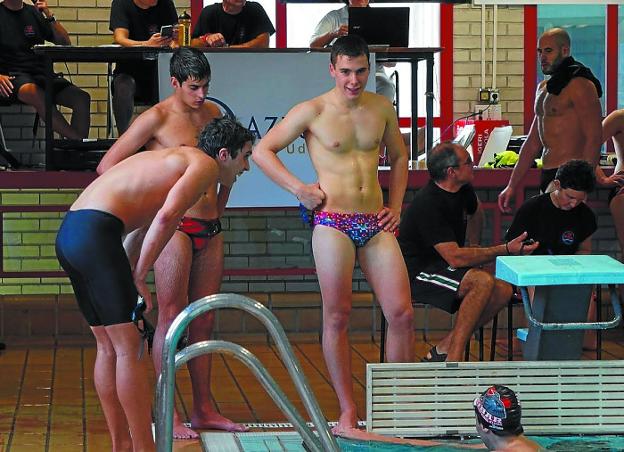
[367,360,624,437]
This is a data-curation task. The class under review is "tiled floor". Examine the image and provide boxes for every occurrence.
[1,330,623,451]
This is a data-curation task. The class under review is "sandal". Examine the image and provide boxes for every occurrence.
[422,346,447,362]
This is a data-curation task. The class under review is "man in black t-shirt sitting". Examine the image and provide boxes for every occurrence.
[506,159,597,350]
[190,0,274,48]
[398,142,538,362]
[109,0,178,134]
[0,0,90,140]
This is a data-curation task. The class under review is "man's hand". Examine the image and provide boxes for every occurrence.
[0,75,14,98]
[202,33,226,47]
[498,185,514,213]
[332,24,349,40]
[597,171,624,188]
[33,0,51,17]
[295,182,325,210]
[506,231,539,256]
[377,206,401,232]
[144,33,172,48]
[133,276,153,313]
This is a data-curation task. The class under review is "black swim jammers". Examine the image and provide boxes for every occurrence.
[55,209,138,327]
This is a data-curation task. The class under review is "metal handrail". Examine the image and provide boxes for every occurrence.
[520,284,622,330]
[154,293,339,452]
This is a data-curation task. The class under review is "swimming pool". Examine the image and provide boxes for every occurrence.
[201,431,624,451]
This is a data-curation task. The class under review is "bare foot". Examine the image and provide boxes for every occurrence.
[172,410,199,440]
[173,421,199,440]
[191,412,248,432]
[331,411,358,435]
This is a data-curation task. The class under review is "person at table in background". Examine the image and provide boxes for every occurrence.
[498,27,602,213]
[505,159,598,349]
[190,0,274,48]
[109,0,178,134]
[98,49,250,439]
[398,142,537,363]
[309,0,395,103]
[474,385,542,452]
[0,0,90,140]
[253,35,414,435]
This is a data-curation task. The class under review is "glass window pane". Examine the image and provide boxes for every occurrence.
[286,2,440,120]
[537,5,606,111]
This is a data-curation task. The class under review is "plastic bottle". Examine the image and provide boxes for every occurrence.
[178,11,191,47]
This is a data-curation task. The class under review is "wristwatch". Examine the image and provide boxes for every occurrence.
[46,15,56,23]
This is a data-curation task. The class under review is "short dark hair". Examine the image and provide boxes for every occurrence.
[170,47,211,85]
[197,117,254,159]
[427,142,461,182]
[330,35,370,66]
[555,159,595,193]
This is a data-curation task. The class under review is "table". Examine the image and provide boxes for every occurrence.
[34,46,440,170]
[496,255,624,360]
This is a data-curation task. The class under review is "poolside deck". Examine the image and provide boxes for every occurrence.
[2,330,623,451]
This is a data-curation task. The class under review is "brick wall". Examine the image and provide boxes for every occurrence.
[0,0,191,166]
[453,4,525,133]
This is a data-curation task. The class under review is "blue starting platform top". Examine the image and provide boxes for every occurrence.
[495,255,624,286]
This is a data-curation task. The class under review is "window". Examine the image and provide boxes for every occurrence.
[537,5,606,111]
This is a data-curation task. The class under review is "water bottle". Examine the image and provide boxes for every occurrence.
[178,10,191,47]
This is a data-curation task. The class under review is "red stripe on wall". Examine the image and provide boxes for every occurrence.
[606,5,619,115]
[190,0,203,31]
[523,5,537,134]
[440,3,454,141]
[276,0,287,48]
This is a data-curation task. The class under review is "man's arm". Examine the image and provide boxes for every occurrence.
[570,77,602,167]
[465,202,484,246]
[97,108,163,174]
[252,102,325,209]
[34,0,70,45]
[133,156,215,308]
[216,184,231,217]
[379,99,408,231]
[113,28,171,47]
[498,116,542,212]
[230,32,269,48]
[434,231,537,269]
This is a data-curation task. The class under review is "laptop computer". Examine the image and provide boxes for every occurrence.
[348,7,410,48]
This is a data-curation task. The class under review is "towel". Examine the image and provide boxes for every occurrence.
[546,56,602,98]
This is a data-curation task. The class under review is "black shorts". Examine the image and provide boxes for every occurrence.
[112,61,158,104]
[55,209,138,327]
[6,72,72,103]
[410,266,471,314]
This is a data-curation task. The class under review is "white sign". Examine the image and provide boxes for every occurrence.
[158,52,376,207]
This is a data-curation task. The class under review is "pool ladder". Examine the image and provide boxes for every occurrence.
[154,293,339,452]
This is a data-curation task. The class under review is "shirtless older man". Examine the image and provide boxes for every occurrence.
[253,35,414,434]
[55,128,249,451]
[98,48,249,439]
[498,28,602,213]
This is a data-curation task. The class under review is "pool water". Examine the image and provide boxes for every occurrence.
[227,433,624,451]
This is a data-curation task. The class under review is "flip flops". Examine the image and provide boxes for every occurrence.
[422,346,447,362]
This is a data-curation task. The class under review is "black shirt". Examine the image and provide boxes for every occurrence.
[109,0,178,41]
[192,2,275,45]
[398,180,478,277]
[505,193,596,255]
[109,0,178,76]
[0,3,54,75]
